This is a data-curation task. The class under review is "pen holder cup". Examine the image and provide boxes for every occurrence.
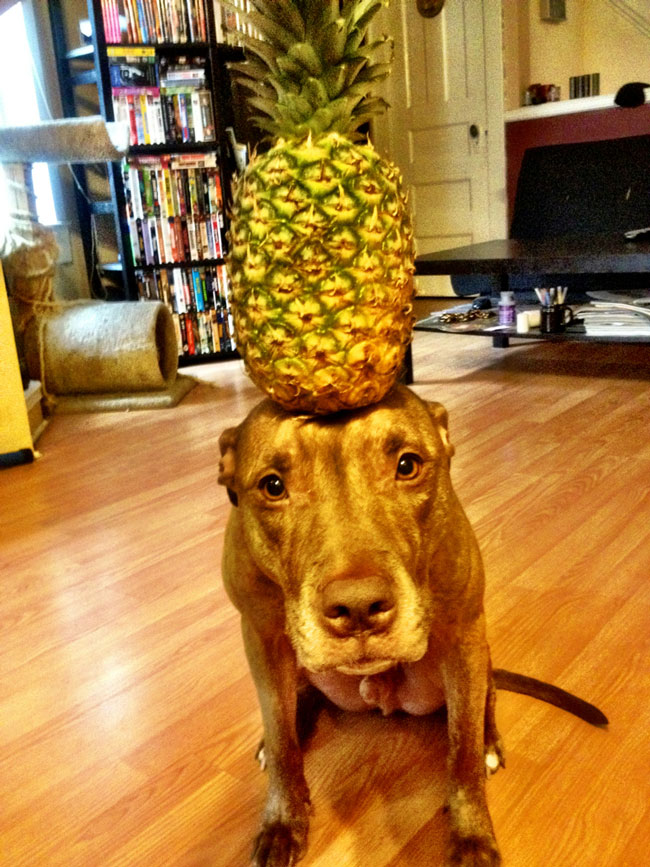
[540,304,573,334]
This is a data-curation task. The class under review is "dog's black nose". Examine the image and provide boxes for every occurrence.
[321,576,396,638]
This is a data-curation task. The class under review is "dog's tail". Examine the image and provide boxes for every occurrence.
[493,669,609,728]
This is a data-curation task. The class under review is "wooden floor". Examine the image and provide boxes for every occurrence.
[2,322,650,867]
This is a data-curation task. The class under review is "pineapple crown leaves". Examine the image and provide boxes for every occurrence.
[222,0,393,140]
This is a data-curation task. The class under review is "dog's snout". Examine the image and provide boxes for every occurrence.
[321,575,396,638]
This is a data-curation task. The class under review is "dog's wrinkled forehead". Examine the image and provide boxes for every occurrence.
[218,386,454,499]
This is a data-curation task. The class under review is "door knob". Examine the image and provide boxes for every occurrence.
[469,124,480,139]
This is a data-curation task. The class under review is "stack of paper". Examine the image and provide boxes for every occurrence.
[575,302,650,337]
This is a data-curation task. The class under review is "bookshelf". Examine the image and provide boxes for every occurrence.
[49,0,242,364]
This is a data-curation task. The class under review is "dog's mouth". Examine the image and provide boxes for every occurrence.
[335,658,395,677]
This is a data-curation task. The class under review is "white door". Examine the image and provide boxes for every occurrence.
[373,0,506,296]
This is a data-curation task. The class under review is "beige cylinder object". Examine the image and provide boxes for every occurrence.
[25,302,178,395]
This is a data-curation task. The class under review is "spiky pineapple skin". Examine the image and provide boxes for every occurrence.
[227,131,415,414]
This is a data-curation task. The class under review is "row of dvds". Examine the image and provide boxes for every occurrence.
[101,0,207,45]
[175,306,234,357]
[127,213,223,266]
[124,153,223,219]
[159,305,235,356]
[109,49,215,145]
[112,86,215,145]
[124,154,224,265]
[569,72,600,100]
[135,264,236,356]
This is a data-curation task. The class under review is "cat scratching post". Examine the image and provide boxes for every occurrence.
[0,117,195,412]
[0,116,129,164]
[23,301,194,413]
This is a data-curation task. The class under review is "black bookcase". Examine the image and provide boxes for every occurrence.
[49,0,241,364]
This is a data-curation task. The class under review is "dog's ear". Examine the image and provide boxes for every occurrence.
[218,425,240,506]
[426,401,455,464]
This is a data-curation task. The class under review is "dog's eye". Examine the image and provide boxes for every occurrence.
[396,453,423,480]
[259,474,286,500]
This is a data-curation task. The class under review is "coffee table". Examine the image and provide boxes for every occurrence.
[414,235,650,347]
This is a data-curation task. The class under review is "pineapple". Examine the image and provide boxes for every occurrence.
[225,0,415,413]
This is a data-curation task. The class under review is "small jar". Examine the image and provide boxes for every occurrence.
[498,290,516,326]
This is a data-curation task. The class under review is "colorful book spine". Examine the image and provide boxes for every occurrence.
[100,0,116,43]
[123,0,138,42]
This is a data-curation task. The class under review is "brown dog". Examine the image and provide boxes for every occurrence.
[218,384,606,866]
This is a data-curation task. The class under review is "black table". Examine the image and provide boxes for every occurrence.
[416,235,650,278]
[414,235,650,347]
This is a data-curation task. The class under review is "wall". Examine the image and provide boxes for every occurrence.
[502,2,529,114]
[527,0,584,102]
[582,0,650,95]
[503,0,650,110]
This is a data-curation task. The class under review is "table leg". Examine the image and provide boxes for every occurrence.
[401,343,414,384]
[493,271,511,348]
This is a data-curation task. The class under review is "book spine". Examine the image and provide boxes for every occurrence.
[198,90,215,141]
[185,91,195,142]
[186,0,195,42]
[161,94,175,143]
[157,0,169,41]
[100,0,111,42]
[591,72,600,96]
[211,213,222,257]
[178,93,190,142]
[130,167,143,219]
[151,0,164,43]
[197,0,206,41]
[172,267,185,314]
[153,93,165,143]
[112,0,121,43]
[133,0,144,41]
[139,93,150,144]
[191,90,204,141]
[186,217,197,260]
[123,0,136,42]
[143,0,157,44]
[173,94,183,142]
[186,308,197,355]
[168,0,179,42]
[104,0,114,42]
[191,267,204,311]
[135,0,149,42]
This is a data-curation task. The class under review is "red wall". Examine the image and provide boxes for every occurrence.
[505,104,650,224]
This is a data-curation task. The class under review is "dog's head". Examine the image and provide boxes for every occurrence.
[218,385,474,675]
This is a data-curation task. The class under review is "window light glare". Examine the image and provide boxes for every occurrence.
[0,2,58,225]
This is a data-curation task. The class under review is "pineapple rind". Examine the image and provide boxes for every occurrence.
[228,131,415,413]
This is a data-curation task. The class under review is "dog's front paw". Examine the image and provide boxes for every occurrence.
[446,832,501,866]
[252,817,309,867]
